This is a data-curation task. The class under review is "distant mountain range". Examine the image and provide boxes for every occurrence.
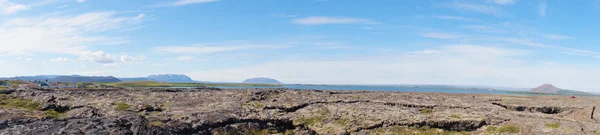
[51,76,121,83]
[0,74,195,83]
[242,77,283,84]
[0,74,284,84]
[0,75,121,83]
[119,74,195,83]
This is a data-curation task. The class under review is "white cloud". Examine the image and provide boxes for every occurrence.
[445,3,507,16]
[419,32,462,39]
[172,0,218,6]
[102,63,120,68]
[0,0,30,15]
[25,58,32,61]
[187,45,600,91]
[0,12,144,59]
[175,56,195,61]
[489,0,515,5]
[76,0,85,3]
[57,5,68,8]
[120,54,146,62]
[0,61,4,65]
[292,16,379,25]
[76,51,115,63]
[50,57,70,62]
[155,44,284,54]
[539,1,547,17]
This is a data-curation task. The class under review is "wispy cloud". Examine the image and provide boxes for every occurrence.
[120,54,146,62]
[292,16,379,25]
[0,12,144,60]
[76,51,115,63]
[0,0,30,15]
[175,56,195,61]
[419,32,463,39]
[489,0,515,5]
[444,2,507,16]
[102,63,120,68]
[538,0,547,17]
[434,15,480,22]
[461,24,510,34]
[57,5,68,8]
[171,0,218,6]
[546,34,573,40]
[76,0,85,3]
[155,44,285,54]
[50,57,70,62]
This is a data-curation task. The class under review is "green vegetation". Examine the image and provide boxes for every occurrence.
[371,126,470,135]
[419,108,433,114]
[114,102,131,111]
[243,102,265,109]
[7,80,28,86]
[0,94,40,110]
[107,81,281,87]
[486,126,498,133]
[545,122,560,128]
[253,102,264,109]
[44,109,62,118]
[149,120,163,127]
[496,125,519,133]
[449,114,461,119]
[295,115,325,126]
[294,109,333,127]
[486,125,520,134]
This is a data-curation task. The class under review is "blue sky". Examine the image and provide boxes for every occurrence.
[2,0,600,91]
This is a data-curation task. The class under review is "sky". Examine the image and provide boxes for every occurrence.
[2,0,600,91]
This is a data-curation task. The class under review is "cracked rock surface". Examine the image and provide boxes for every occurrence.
[0,88,599,135]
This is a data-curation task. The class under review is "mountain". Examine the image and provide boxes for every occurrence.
[50,76,122,83]
[530,84,560,93]
[242,77,283,84]
[0,75,87,82]
[119,77,156,82]
[147,74,194,83]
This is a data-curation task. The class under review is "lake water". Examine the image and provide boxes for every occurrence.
[215,85,521,95]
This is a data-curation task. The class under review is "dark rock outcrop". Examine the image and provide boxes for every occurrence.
[0,88,598,135]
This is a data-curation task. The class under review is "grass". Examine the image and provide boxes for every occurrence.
[149,120,163,127]
[449,114,461,119]
[497,125,520,133]
[7,80,28,86]
[372,126,471,135]
[419,108,433,114]
[114,102,131,111]
[44,109,62,118]
[0,94,40,110]
[486,126,498,133]
[243,102,265,109]
[107,81,281,88]
[295,115,325,126]
[486,125,520,134]
[545,122,560,128]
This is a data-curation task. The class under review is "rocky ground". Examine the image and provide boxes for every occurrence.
[0,87,599,135]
